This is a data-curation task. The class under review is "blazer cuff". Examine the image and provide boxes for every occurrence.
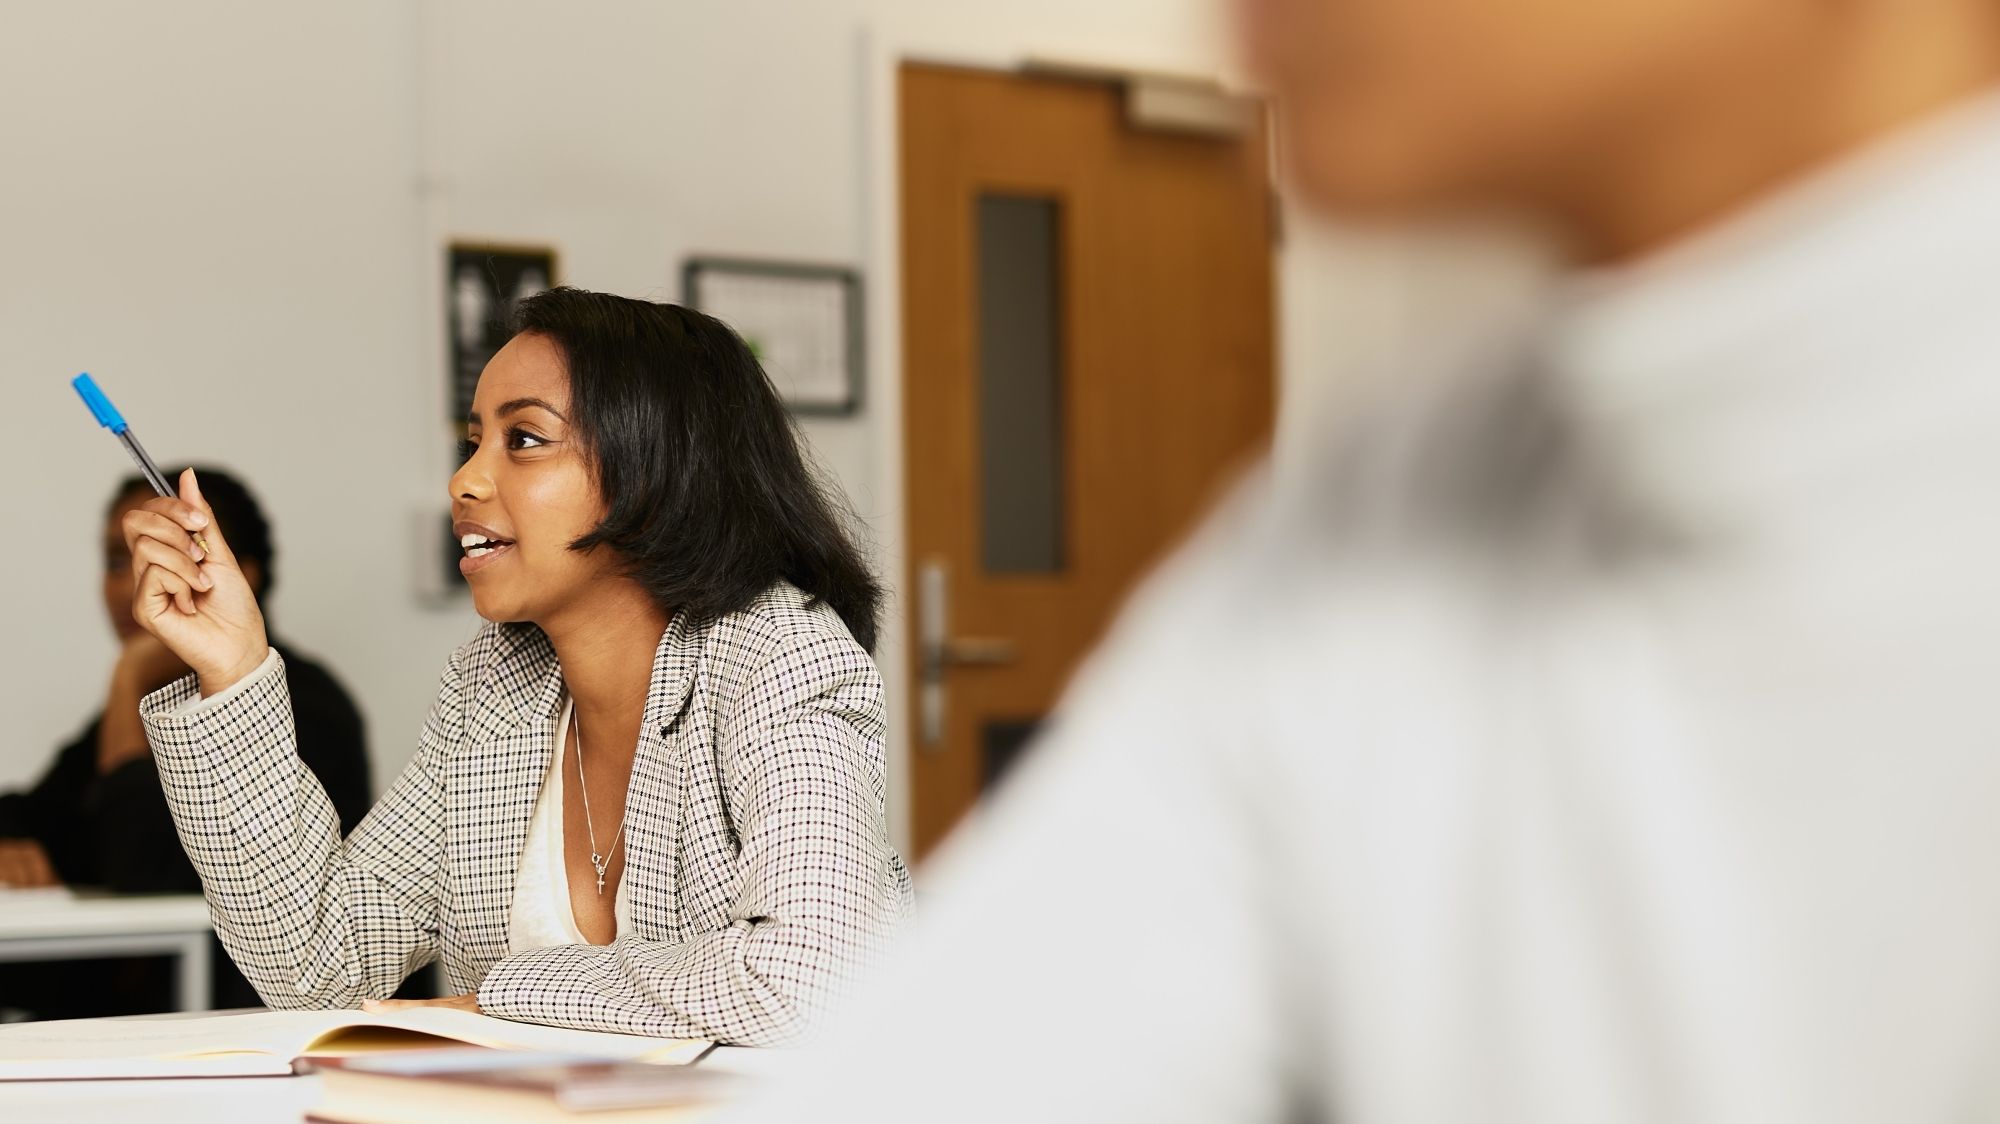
[153,648,281,717]
[479,943,650,1032]
[140,648,288,768]
[479,944,591,1014]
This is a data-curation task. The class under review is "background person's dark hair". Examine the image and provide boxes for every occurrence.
[111,466,276,600]
[512,287,884,650]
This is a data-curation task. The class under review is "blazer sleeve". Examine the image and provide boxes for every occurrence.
[477,630,909,1045]
[96,654,370,892]
[141,648,464,1008]
[284,658,374,836]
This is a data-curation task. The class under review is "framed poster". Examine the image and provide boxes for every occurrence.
[684,257,863,416]
[448,242,557,428]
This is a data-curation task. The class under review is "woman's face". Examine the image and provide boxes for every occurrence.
[450,332,619,624]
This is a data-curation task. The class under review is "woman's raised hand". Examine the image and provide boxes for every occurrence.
[122,468,270,697]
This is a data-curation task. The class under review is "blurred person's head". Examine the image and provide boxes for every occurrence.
[1238,0,2000,257]
[104,467,272,642]
[448,287,881,648]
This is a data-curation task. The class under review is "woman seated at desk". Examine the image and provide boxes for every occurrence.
[0,468,370,1018]
[120,288,912,1046]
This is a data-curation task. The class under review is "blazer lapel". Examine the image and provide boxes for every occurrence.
[449,625,565,973]
[625,613,701,940]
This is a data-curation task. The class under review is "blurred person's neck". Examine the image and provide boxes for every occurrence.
[1548,8,2000,265]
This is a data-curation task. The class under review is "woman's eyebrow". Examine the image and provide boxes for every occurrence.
[495,396,566,421]
[465,398,567,427]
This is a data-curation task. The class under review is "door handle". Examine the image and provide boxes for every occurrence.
[918,559,1017,748]
[940,637,1018,665]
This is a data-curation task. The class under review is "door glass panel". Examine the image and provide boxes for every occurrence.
[975,193,1065,574]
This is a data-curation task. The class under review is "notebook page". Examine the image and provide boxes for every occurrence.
[0,1009,351,1078]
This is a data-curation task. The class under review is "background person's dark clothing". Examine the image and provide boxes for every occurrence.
[0,642,371,1018]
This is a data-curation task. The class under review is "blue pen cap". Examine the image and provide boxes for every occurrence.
[72,373,129,435]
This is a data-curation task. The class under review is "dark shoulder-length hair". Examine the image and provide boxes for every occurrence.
[513,287,882,650]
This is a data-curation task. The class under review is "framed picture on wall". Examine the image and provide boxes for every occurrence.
[683,257,863,416]
[448,242,558,428]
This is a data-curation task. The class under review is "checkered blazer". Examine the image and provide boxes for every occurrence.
[140,583,913,1046]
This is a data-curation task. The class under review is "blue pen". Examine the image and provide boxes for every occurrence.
[71,373,213,555]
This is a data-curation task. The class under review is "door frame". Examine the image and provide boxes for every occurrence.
[859,33,1248,858]
[861,38,1064,860]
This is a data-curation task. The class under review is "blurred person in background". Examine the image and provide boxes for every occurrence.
[0,467,369,1018]
[737,0,2000,1120]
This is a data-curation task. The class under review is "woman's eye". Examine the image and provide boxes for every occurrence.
[506,428,548,451]
[456,438,478,463]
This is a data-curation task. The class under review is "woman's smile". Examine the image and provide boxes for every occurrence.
[455,521,519,576]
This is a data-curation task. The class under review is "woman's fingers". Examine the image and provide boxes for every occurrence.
[21,842,55,886]
[361,994,480,1014]
[123,506,204,563]
[132,536,212,597]
[125,477,240,573]
[178,469,238,568]
[0,840,57,888]
[140,491,209,539]
[136,562,194,616]
[116,475,271,691]
[133,551,204,617]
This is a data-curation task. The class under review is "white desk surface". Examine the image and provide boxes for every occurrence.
[0,1038,779,1122]
[0,1071,324,1122]
[0,890,212,940]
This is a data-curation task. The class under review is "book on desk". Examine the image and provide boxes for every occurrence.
[306,1048,742,1123]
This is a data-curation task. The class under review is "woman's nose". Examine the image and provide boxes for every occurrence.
[450,454,492,503]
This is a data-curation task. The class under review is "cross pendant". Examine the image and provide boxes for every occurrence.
[596,869,606,894]
[590,852,607,895]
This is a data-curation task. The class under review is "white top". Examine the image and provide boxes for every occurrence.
[506,697,632,953]
[736,88,2000,1123]
[181,656,643,953]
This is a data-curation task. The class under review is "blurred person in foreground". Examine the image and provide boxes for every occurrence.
[738,0,2000,1120]
[0,468,369,1017]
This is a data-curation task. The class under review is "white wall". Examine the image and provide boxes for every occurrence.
[0,0,1531,850]
[0,3,477,802]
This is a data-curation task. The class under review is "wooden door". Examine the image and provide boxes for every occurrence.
[901,63,1274,857]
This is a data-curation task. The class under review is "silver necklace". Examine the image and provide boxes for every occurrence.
[571,711,626,895]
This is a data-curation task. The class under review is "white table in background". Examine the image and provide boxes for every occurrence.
[0,890,212,1013]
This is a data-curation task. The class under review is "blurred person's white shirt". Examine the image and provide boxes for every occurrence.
[734,89,2000,1123]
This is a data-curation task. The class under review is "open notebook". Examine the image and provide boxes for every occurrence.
[0,1007,711,1080]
